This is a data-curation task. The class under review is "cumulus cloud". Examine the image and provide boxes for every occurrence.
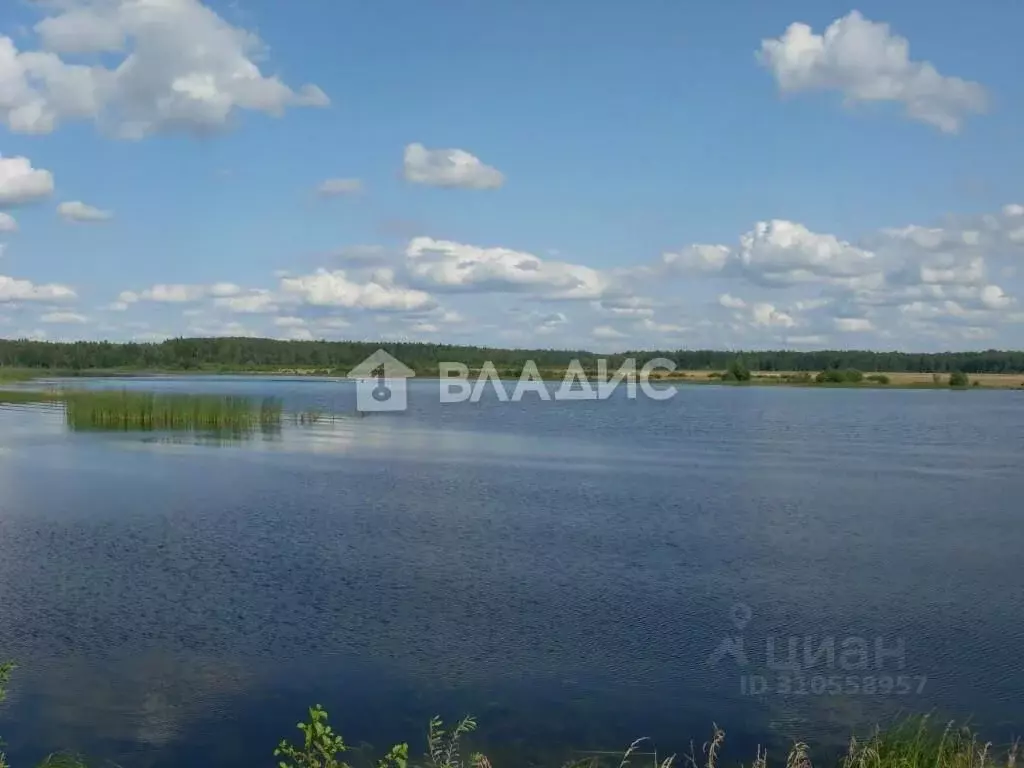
[750,302,797,328]
[120,282,239,303]
[662,244,729,273]
[0,213,16,232]
[0,155,55,206]
[41,311,89,324]
[0,0,328,138]
[405,237,609,299]
[403,143,504,189]
[58,200,113,222]
[280,269,434,311]
[0,274,76,302]
[758,11,987,132]
[718,293,747,309]
[737,220,880,286]
[316,178,362,197]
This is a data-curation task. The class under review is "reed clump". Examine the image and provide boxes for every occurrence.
[60,390,284,433]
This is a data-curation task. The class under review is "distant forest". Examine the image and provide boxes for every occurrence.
[3,337,1024,374]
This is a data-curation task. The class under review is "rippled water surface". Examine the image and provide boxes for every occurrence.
[1,377,1023,766]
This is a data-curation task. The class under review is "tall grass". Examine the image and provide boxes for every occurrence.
[0,389,288,434]
[61,391,284,433]
[0,368,39,384]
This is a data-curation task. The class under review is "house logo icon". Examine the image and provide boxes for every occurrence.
[347,349,416,412]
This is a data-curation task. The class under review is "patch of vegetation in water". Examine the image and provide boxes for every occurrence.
[58,390,284,433]
[0,389,333,436]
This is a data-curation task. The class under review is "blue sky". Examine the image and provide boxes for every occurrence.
[1,0,1022,350]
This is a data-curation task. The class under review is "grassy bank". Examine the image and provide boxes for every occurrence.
[0,666,1019,768]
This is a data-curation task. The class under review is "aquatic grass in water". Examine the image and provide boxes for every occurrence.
[0,388,288,434]
[61,390,284,433]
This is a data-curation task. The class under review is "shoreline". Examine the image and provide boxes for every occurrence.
[5,367,1024,390]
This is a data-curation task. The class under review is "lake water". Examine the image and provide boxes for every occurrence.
[1,377,1023,767]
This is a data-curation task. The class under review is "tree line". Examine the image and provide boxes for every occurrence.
[3,337,1024,374]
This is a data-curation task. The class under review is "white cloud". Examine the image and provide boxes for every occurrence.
[316,178,362,197]
[58,200,113,222]
[142,284,208,302]
[535,311,567,334]
[758,11,987,132]
[280,269,434,311]
[0,213,16,232]
[209,282,242,297]
[980,284,1012,310]
[1,0,328,138]
[662,244,729,273]
[0,155,55,206]
[919,256,985,286]
[594,297,655,318]
[41,311,88,324]
[213,290,278,314]
[0,274,76,302]
[281,327,314,341]
[405,237,609,299]
[438,310,465,324]
[639,317,689,334]
[751,302,796,328]
[738,220,880,286]
[403,143,504,189]
[119,282,242,304]
[315,316,351,330]
[593,325,627,340]
[834,317,875,332]
[273,316,306,328]
[718,293,747,309]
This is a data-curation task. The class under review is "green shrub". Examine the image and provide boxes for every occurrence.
[816,368,864,384]
[866,373,890,384]
[949,370,969,388]
[726,359,752,382]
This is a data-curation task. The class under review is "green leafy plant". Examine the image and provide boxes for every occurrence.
[425,716,489,768]
[275,705,351,768]
[376,743,410,768]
